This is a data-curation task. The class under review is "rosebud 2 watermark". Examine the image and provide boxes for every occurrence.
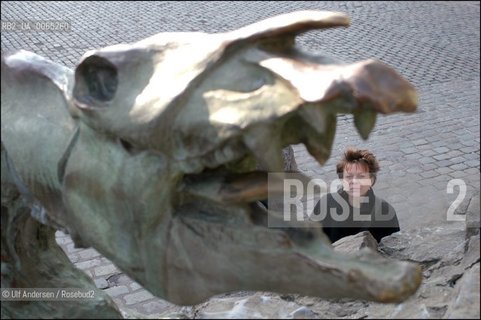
[446,178,467,222]
[266,173,470,228]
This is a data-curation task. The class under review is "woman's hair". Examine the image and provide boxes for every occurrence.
[336,148,380,185]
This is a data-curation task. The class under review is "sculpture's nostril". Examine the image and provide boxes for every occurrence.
[119,138,134,153]
[73,55,118,105]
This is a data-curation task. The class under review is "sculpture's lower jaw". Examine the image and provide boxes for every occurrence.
[161,204,422,306]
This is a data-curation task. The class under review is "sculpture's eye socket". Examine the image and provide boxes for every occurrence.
[73,55,118,107]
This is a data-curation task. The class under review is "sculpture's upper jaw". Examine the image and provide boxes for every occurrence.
[69,10,417,174]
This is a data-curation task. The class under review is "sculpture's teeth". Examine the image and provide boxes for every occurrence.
[299,104,331,135]
[305,136,332,166]
[244,127,284,172]
[300,111,337,166]
[353,109,377,140]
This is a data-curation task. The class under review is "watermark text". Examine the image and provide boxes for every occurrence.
[1,20,71,32]
[1,288,96,301]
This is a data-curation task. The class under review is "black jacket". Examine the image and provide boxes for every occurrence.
[312,188,400,243]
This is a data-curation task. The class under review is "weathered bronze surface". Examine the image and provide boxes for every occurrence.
[1,11,420,318]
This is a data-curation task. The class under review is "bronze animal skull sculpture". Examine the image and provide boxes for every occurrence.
[1,11,420,318]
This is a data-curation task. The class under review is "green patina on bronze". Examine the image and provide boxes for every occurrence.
[1,11,420,318]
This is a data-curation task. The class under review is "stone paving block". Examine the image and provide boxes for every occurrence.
[407,133,428,141]
[448,156,467,165]
[94,278,109,290]
[436,166,454,175]
[402,147,418,155]
[81,269,94,278]
[141,300,172,314]
[449,171,471,179]
[419,157,436,164]
[460,146,479,153]
[463,153,480,161]
[124,290,155,305]
[65,243,85,254]
[421,150,437,157]
[406,167,423,174]
[434,153,451,161]
[432,141,449,148]
[430,175,454,189]
[55,232,72,245]
[94,264,120,277]
[405,153,421,160]
[106,273,135,287]
[416,144,434,150]
[412,138,429,146]
[415,179,438,188]
[104,285,130,298]
[450,163,468,171]
[465,180,480,193]
[78,248,102,260]
[437,160,454,168]
[465,167,480,175]
[460,140,478,147]
[385,194,406,204]
[422,163,438,171]
[465,160,480,168]
[444,137,463,146]
[74,259,102,270]
[130,282,142,292]
[420,170,440,179]
[390,171,407,178]
[99,257,118,266]
[66,253,80,264]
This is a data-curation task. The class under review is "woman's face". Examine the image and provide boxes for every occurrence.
[342,162,372,198]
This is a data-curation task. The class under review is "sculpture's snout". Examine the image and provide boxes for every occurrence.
[259,57,418,114]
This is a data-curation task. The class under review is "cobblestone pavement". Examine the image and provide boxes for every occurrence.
[2,1,480,318]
